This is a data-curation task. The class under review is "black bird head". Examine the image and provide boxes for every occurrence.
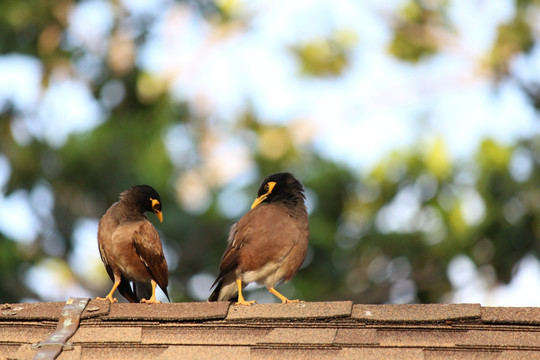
[251,172,306,209]
[120,185,163,222]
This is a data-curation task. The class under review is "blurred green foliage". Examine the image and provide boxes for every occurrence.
[1,0,540,305]
[388,0,445,63]
[291,29,357,77]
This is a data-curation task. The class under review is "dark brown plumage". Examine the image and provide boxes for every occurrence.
[209,172,309,305]
[97,185,169,304]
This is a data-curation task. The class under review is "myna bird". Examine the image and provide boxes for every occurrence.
[208,172,309,305]
[97,185,169,304]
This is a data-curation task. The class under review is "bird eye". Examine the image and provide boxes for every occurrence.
[264,184,269,192]
[150,198,160,211]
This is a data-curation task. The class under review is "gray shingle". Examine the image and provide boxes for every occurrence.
[142,326,271,345]
[340,347,424,360]
[482,307,540,325]
[107,302,230,321]
[377,328,466,347]
[70,326,142,343]
[352,304,481,322]
[262,328,337,344]
[0,324,52,343]
[81,300,110,319]
[2,301,540,360]
[0,302,63,320]
[156,345,251,360]
[333,328,379,345]
[80,346,168,360]
[226,301,352,320]
[251,347,342,360]
[423,349,501,360]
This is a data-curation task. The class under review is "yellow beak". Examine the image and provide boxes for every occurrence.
[150,198,163,222]
[251,182,276,209]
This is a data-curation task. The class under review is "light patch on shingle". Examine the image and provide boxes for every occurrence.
[377,329,465,347]
[70,326,141,343]
[0,325,52,343]
[262,328,337,344]
[0,344,20,359]
[340,347,424,360]
[462,330,540,348]
[8,344,82,360]
[423,349,501,360]
[142,327,271,345]
[334,328,379,345]
[499,350,540,359]
[251,347,341,360]
[155,345,251,360]
[81,346,168,360]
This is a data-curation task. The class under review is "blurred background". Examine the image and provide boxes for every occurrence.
[1,0,540,305]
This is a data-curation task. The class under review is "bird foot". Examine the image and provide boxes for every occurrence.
[282,299,302,304]
[141,298,162,304]
[235,299,256,306]
[96,296,118,304]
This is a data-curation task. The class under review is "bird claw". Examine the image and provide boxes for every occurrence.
[235,300,256,306]
[141,298,161,304]
[96,296,118,304]
[282,299,302,304]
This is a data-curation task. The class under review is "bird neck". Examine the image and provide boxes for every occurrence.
[115,200,148,221]
[277,196,307,219]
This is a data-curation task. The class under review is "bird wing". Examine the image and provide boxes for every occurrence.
[211,222,242,287]
[213,204,301,287]
[132,221,169,297]
[97,213,116,282]
[97,242,115,283]
[97,209,138,303]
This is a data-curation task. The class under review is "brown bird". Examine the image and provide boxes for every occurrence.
[97,185,169,304]
[209,172,309,305]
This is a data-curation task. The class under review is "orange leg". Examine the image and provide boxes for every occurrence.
[141,280,162,304]
[268,287,301,304]
[235,278,256,306]
[97,279,120,303]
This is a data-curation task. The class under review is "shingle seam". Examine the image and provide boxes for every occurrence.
[69,343,168,348]
[422,347,502,352]
[251,343,343,350]
[79,321,161,327]
[440,324,540,331]
[350,344,540,351]
[354,318,481,324]
[454,344,540,351]
[481,320,540,325]
[333,343,381,347]
[137,323,346,330]
[215,321,350,329]
[373,326,468,332]
[333,344,510,351]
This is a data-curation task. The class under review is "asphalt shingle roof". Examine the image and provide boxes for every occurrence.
[1,300,540,359]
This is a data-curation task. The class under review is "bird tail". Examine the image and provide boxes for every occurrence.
[117,278,138,303]
[134,282,152,302]
[208,278,238,302]
[134,281,171,302]
[208,284,220,302]
[162,288,171,302]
